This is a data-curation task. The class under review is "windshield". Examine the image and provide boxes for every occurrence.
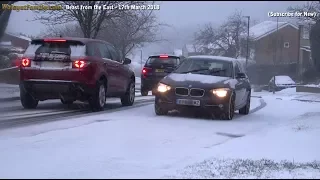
[146,57,179,66]
[174,58,233,77]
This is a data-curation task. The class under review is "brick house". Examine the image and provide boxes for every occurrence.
[249,21,299,65]
[0,32,31,50]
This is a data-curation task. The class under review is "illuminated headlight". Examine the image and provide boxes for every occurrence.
[157,83,171,93]
[212,88,229,97]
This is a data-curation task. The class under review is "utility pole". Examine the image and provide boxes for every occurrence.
[140,50,143,69]
[297,25,303,82]
[273,17,279,94]
[243,16,250,70]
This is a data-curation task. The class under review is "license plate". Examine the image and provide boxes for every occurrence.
[40,61,71,69]
[176,99,200,106]
[155,69,165,72]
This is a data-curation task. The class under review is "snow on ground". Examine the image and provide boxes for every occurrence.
[0,93,320,178]
[170,112,320,179]
[0,78,143,101]
[253,87,320,102]
[0,83,19,100]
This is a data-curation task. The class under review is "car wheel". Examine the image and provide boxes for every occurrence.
[121,81,135,106]
[60,99,74,105]
[239,91,251,115]
[141,90,148,96]
[220,93,235,120]
[20,87,38,109]
[154,97,168,115]
[89,80,106,112]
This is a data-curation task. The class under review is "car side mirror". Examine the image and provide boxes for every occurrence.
[236,72,246,79]
[123,58,131,65]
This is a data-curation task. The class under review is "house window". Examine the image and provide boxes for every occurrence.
[284,42,290,48]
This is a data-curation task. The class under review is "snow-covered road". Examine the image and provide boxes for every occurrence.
[0,92,319,178]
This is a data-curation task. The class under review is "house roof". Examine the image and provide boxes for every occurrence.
[5,32,32,42]
[185,43,223,53]
[250,21,298,41]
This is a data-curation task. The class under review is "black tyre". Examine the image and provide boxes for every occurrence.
[61,99,74,105]
[20,87,38,109]
[121,81,135,106]
[141,90,148,96]
[89,80,106,112]
[154,97,168,115]
[239,91,251,115]
[220,93,235,120]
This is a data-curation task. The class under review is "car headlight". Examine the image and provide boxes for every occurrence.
[157,83,171,93]
[212,88,229,97]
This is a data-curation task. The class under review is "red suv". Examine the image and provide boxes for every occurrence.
[19,37,136,111]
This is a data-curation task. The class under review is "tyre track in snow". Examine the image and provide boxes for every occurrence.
[0,97,154,130]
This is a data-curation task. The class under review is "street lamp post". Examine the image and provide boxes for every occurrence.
[140,50,143,69]
[243,16,250,70]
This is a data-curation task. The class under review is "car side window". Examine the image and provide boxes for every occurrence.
[106,44,121,63]
[234,63,241,75]
[86,42,101,58]
[97,43,112,59]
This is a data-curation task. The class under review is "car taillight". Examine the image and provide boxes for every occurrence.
[142,67,151,77]
[73,60,90,69]
[159,55,168,58]
[73,60,88,69]
[21,58,31,67]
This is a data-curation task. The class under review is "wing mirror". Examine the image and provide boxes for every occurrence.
[123,58,131,65]
[236,72,246,79]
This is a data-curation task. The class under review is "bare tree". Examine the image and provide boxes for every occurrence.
[288,1,320,71]
[194,10,249,58]
[97,6,167,57]
[32,1,146,39]
[41,23,84,38]
[0,1,17,40]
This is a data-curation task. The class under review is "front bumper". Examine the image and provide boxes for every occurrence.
[154,89,231,112]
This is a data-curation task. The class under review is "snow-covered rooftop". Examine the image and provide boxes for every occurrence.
[249,21,298,41]
[185,43,222,53]
[5,32,31,42]
[0,41,12,46]
[173,49,182,56]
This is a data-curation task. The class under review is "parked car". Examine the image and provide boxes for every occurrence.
[153,55,251,120]
[268,75,296,92]
[140,54,180,96]
[19,37,135,111]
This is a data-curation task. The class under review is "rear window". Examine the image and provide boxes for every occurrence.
[146,56,179,65]
[24,40,86,58]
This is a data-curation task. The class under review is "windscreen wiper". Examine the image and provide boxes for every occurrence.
[179,68,209,74]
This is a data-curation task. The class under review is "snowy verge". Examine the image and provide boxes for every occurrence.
[0,79,143,101]
[169,112,320,179]
[252,87,320,102]
[0,83,20,100]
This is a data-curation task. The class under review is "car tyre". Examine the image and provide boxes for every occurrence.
[121,81,135,106]
[220,93,235,120]
[89,80,106,112]
[61,99,74,105]
[239,91,251,115]
[20,87,38,109]
[154,97,168,115]
[141,90,148,96]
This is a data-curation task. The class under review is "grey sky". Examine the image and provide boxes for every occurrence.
[8,1,305,36]
[6,1,306,60]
